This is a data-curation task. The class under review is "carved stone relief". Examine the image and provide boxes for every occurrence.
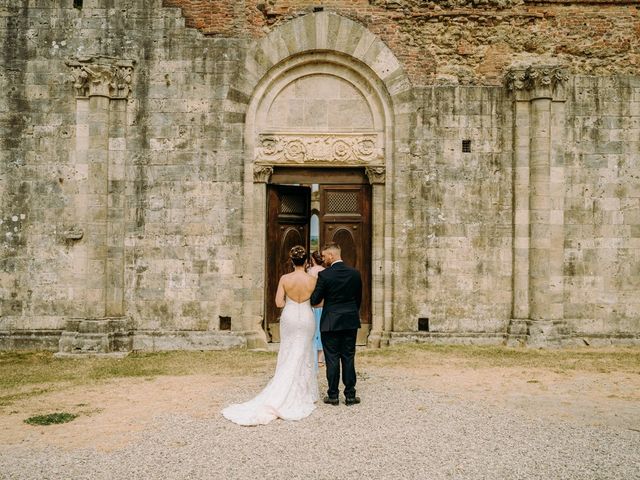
[365,166,386,184]
[66,57,135,99]
[255,133,383,165]
[253,164,274,183]
[505,65,569,92]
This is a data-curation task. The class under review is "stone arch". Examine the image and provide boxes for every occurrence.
[235,12,411,349]
[232,12,411,105]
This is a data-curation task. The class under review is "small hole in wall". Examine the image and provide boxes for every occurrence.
[418,318,429,332]
[73,0,83,8]
[313,6,324,12]
[219,316,231,331]
[462,140,471,153]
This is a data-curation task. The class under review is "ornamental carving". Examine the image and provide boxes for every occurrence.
[66,57,135,99]
[256,133,383,165]
[365,166,386,184]
[253,164,274,183]
[505,65,569,92]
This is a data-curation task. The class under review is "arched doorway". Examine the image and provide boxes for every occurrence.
[237,13,412,349]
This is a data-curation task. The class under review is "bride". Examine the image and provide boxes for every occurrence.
[221,245,319,426]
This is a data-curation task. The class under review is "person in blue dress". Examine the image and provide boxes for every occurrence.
[306,250,325,369]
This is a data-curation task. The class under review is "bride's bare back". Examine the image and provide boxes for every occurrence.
[275,269,317,307]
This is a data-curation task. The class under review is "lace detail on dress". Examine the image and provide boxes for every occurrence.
[221,297,319,426]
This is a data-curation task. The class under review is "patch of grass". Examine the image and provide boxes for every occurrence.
[0,349,277,406]
[24,412,78,426]
[359,344,640,373]
[0,387,54,407]
[1,345,638,406]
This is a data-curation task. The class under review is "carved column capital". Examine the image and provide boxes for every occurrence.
[253,164,274,183]
[505,65,569,101]
[66,57,135,99]
[365,166,386,184]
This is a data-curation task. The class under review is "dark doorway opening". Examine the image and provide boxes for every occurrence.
[265,168,372,345]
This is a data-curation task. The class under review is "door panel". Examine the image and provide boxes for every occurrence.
[320,185,371,327]
[328,226,358,267]
[266,185,310,341]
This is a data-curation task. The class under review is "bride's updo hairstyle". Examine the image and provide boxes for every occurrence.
[289,245,307,266]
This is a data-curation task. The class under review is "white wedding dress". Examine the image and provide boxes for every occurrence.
[222,298,319,426]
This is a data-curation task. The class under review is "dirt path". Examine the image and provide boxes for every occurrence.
[1,363,638,453]
[387,365,640,430]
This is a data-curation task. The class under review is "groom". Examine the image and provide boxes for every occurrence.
[310,242,362,406]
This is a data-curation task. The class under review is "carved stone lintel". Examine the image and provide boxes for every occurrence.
[253,164,274,183]
[256,133,383,165]
[66,57,135,99]
[505,65,569,100]
[365,166,386,184]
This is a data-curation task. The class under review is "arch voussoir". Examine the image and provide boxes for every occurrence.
[253,47,275,75]
[352,29,377,60]
[314,11,329,49]
[300,14,318,51]
[335,18,362,57]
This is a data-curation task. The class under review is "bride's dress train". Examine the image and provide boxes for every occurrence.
[221,298,319,426]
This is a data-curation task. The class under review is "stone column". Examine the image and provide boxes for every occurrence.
[58,58,134,356]
[530,96,552,324]
[366,166,385,348]
[86,93,109,318]
[512,98,530,325]
[506,66,569,346]
[242,164,273,350]
[106,99,127,317]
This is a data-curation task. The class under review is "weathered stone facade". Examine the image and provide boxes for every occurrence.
[0,0,638,352]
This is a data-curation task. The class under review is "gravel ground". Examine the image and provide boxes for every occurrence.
[1,369,639,480]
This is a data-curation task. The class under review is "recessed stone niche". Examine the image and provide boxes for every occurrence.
[266,74,374,131]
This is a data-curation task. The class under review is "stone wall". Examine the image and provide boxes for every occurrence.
[1,1,78,349]
[1,0,639,351]
[394,86,513,335]
[563,76,640,342]
[0,0,248,350]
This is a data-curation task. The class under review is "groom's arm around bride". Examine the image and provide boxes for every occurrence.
[310,243,362,406]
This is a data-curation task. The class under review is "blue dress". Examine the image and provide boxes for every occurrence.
[312,306,323,369]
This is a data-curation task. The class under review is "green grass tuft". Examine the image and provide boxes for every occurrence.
[24,412,78,426]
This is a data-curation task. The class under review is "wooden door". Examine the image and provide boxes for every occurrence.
[319,185,372,331]
[265,185,311,341]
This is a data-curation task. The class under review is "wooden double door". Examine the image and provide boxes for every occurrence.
[265,168,371,344]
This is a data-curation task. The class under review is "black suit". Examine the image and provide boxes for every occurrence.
[310,261,362,399]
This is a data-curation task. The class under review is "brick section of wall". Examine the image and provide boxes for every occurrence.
[162,0,237,35]
[163,0,640,86]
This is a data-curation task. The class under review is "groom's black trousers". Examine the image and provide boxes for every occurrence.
[321,329,358,399]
